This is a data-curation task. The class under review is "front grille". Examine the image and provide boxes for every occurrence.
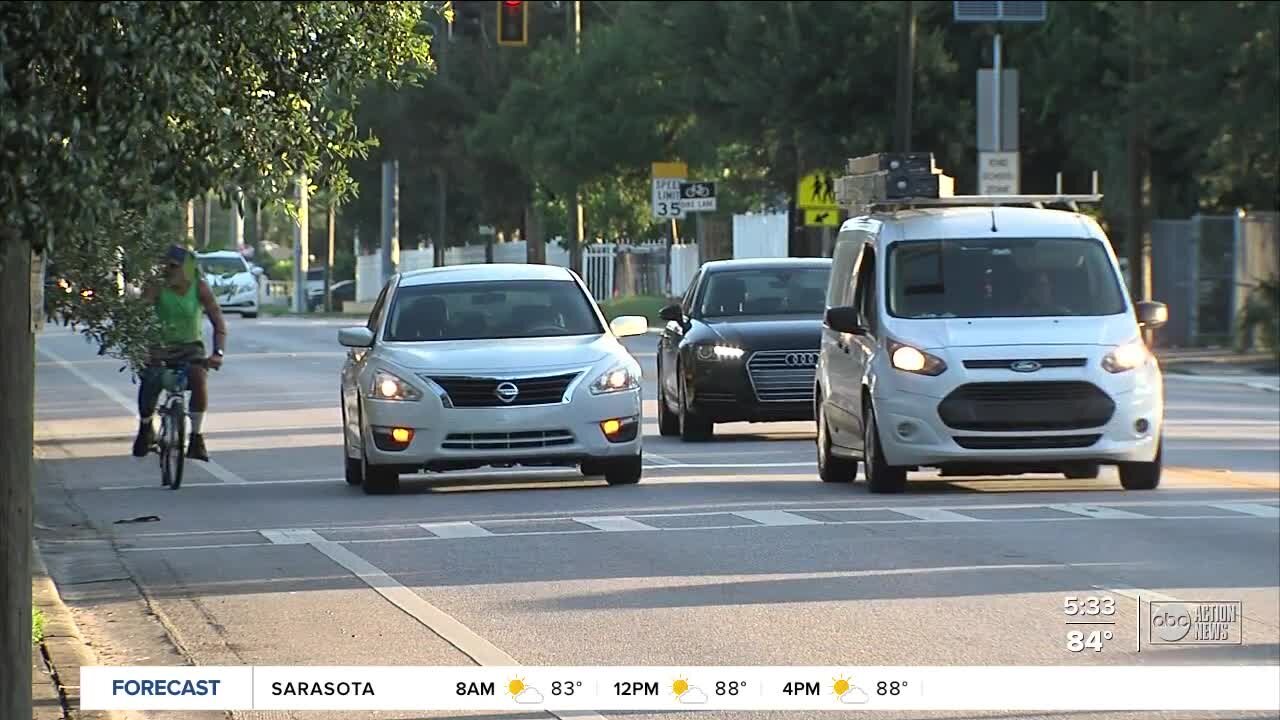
[938,381,1115,431]
[425,372,580,408]
[746,350,818,403]
[953,434,1102,450]
[442,430,575,451]
[962,358,1087,370]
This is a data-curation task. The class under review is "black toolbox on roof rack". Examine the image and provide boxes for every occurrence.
[845,152,937,176]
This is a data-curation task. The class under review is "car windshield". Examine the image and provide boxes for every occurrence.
[384,279,604,342]
[698,268,830,318]
[887,237,1128,319]
[198,257,248,276]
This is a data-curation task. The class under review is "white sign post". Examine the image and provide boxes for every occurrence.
[651,162,688,220]
[978,151,1020,195]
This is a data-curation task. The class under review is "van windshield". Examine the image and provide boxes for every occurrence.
[886,238,1128,319]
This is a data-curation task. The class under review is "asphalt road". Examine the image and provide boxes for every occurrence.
[32,315,1280,720]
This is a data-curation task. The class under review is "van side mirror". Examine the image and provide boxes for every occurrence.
[1135,301,1168,330]
[825,306,867,335]
[659,304,684,323]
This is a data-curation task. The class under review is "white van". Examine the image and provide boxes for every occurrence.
[815,200,1169,493]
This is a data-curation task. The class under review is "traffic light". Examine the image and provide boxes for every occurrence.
[496,0,528,47]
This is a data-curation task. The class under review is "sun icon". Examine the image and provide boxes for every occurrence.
[507,676,526,698]
[671,676,689,698]
[832,676,851,697]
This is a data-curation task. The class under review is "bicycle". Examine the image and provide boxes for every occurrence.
[150,358,207,490]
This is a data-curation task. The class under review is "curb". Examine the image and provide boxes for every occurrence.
[32,543,124,720]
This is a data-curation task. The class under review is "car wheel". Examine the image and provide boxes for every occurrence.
[817,396,857,483]
[1118,436,1162,490]
[342,402,363,486]
[656,362,680,437]
[863,400,907,494]
[359,418,399,495]
[603,455,643,485]
[678,373,713,442]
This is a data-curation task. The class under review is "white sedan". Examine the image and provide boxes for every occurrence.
[338,263,649,494]
[196,250,263,318]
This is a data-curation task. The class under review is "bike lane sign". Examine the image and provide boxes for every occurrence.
[679,182,717,212]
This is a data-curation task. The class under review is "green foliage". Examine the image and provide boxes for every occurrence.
[32,607,44,646]
[599,295,673,325]
[1238,276,1280,356]
[2,1,433,368]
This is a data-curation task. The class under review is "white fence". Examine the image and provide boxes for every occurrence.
[733,212,789,259]
[356,240,698,303]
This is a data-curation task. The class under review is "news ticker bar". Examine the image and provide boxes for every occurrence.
[82,665,1280,712]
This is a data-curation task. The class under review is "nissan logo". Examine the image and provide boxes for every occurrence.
[785,352,819,367]
[1010,360,1042,373]
[495,381,520,402]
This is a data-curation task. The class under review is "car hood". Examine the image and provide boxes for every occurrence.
[376,334,622,374]
[205,272,255,290]
[891,315,1139,350]
[702,315,824,351]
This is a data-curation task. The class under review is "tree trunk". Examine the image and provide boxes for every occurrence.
[0,234,35,720]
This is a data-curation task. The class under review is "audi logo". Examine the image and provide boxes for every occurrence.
[785,352,819,367]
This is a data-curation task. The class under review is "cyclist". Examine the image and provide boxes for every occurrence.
[131,244,227,463]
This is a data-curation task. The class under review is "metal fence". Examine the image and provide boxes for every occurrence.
[1151,211,1279,348]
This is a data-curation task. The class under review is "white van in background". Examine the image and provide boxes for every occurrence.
[815,201,1169,493]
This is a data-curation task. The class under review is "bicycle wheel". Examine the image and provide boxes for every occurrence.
[158,406,172,487]
[168,398,186,489]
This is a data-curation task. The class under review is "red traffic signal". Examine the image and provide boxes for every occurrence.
[497,0,528,46]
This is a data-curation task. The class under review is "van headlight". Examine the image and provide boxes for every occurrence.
[591,359,641,394]
[888,339,947,376]
[370,370,422,401]
[1102,340,1150,373]
[695,344,745,361]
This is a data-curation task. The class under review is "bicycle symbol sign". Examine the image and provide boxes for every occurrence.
[678,182,717,212]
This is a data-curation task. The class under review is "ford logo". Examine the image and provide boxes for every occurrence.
[785,352,819,367]
[494,382,520,402]
[1010,360,1042,373]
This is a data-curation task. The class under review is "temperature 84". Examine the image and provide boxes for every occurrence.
[1067,629,1113,652]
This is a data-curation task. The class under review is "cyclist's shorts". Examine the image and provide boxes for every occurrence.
[147,341,206,367]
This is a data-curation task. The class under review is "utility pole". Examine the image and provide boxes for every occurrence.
[291,174,309,313]
[566,0,584,276]
[1126,0,1153,328]
[230,188,244,250]
[434,16,450,269]
[894,0,916,152]
[185,200,196,247]
[324,199,335,312]
[203,192,213,248]
[380,159,400,284]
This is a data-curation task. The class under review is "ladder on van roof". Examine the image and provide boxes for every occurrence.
[833,151,1103,214]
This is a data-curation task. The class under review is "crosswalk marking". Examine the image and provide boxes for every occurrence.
[731,510,822,526]
[573,516,657,532]
[1048,504,1151,519]
[419,521,494,538]
[891,507,983,523]
[1207,502,1280,518]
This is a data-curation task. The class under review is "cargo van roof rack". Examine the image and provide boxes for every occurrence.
[853,194,1104,214]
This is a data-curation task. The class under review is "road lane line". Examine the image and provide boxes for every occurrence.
[572,516,658,532]
[38,344,248,484]
[268,528,607,720]
[1048,504,1152,519]
[891,507,983,523]
[731,510,822,526]
[1208,502,1280,518]
[420,521,494,538]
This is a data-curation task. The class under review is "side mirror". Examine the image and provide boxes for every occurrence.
[338,326,375,348]
[251,266,265,276]
[659,304,684,323]
[610,315,649,338]
[1135,301,1168,330]
[825,306,867,335]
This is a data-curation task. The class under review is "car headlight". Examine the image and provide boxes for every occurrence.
[370,369,422,401]
[888,338,947,376]
[590,359,642,394]
[1102,339,1150,373]
[694,344,746,361]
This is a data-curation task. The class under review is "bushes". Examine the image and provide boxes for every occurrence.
[1237,276,1280,356]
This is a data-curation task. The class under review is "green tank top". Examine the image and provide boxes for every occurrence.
[157,280,202,345]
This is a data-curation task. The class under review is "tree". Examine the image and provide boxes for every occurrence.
[0,3,432,716]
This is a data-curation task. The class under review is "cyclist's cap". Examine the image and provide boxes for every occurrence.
[165,245,191,264]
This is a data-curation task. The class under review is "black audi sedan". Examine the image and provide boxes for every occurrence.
[656,257,833,441]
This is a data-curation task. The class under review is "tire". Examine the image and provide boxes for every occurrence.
[361,458,400,495]
[863,401,906,494]
[817,395,857,483]
[342,404,363,486]
[1119,437,1162,490]
[162,399,185,490]
[603,455,643,485]
[678,374,713,442]
[656,362,680,437]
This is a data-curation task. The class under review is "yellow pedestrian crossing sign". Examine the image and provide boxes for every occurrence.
[798,170,839,226]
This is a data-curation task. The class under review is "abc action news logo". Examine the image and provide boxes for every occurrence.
[1149,601,1243,645]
